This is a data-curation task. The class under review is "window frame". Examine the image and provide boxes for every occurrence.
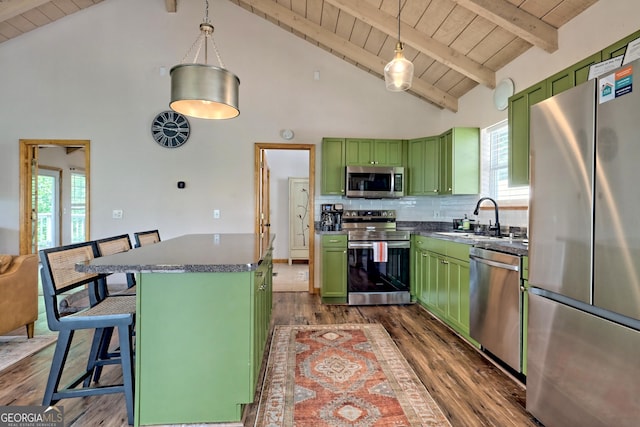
[481,120,529,208]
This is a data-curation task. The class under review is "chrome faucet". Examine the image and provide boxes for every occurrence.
[473,197,501,237]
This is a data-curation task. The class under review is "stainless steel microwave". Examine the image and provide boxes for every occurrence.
[345,166,405,198]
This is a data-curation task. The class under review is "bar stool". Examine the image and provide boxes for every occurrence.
[39,241,136,425]
[95,234,137,296]
[133,230,161,248]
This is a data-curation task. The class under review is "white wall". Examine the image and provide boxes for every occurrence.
[0,0,439,253]
[1,0,639,253]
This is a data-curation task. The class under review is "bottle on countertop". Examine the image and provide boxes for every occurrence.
[462,214,470,230]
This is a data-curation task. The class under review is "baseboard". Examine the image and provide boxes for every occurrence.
[273,258,309,264]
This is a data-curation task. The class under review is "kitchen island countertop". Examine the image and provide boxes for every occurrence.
[76,233,272,274]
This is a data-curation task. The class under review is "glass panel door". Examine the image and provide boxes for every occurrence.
[70,171,86,243]
[37,168,60,249]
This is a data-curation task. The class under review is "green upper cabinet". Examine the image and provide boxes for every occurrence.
[508,81,547,186]
[508,30,640,187]
[345,138,404,166]
[440,128,480,195]
[601,30,640,59]
[321,138,346,195]
[407,136,439,195]
[547,52,602,96]
[407,129,478,196]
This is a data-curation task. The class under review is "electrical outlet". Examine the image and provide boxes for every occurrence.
[112,209,123,219]
[213,209,220,219]
[433,210,440,218]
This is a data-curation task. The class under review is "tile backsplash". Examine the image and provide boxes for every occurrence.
[315,194,529,229]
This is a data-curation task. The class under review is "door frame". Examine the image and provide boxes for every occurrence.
[19,139,91,255]
[254,143,316,293]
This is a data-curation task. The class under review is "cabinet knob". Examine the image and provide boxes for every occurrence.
[433,189,439,193]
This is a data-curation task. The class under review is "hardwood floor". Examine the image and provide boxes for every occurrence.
[1,293,541,426]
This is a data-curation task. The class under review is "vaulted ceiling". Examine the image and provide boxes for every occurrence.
[0,0,599,112]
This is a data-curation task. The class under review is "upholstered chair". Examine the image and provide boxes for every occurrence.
[0,254,38,338]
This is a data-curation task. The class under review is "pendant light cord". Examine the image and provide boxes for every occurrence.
[180,0,226,69]
[397,0,401,44]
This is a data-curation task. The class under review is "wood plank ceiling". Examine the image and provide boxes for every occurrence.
[0,0,599,112]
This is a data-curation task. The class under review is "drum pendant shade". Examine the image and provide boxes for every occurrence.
[170,64,240,120]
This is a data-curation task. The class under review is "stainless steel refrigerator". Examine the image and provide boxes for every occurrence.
[528,59,640,427]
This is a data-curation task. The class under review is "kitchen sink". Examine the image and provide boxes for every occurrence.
[436,232,499,239]
[435,232,517,241]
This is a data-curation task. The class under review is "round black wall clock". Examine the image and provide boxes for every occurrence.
[151,110,191,148]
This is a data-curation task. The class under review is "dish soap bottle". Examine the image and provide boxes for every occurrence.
[462,214,470,230]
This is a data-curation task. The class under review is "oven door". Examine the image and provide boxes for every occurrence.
[346,240,410,304]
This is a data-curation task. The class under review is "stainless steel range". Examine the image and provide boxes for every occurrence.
[342,210,410,305]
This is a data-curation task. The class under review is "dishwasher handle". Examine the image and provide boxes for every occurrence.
[469,254,519,272]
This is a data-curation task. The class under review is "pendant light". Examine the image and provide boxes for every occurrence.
[170,0,240,120]
[384,0,414,92]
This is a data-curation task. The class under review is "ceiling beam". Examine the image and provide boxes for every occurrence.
[325,0,495,89]
[0,0,49,21]
[236,0,457,111]
[450,0,558,53]
[165,0,177,13]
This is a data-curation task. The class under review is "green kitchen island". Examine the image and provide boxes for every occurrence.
[77,233,273,426]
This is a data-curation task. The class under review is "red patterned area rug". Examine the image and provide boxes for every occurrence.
[255,324,451,427]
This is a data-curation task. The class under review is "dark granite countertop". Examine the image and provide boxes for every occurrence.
[414,231,529,256]
[76,233,273,274]
[315,226,528,257]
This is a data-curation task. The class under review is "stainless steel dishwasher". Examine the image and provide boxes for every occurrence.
[469,246,523,372]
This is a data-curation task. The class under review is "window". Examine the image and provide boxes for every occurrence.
[70,171,86,243]
[482,120,529,203]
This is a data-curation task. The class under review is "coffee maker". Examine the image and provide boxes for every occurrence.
[320,204,344,231]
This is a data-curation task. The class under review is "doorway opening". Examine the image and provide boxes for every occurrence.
[19,140,91,255]
[254,143,316,293]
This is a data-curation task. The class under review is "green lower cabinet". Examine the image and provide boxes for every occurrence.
[446,256,471,335]
[135,264,273,426]
[412,236,478,346]
[321,235,347,303]
[253,253,273,381]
